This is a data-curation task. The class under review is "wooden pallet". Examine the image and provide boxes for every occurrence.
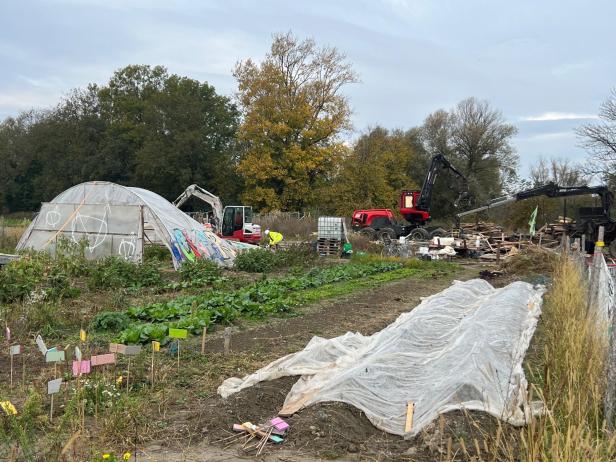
[317,238,342,256]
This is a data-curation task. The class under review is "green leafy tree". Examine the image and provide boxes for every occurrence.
[419,97,518,220]
[99,65,241,201]
[234,32,358,211]
[0,65,240,212]
[332,127,421,215]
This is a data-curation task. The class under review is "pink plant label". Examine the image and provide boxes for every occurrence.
[109,343,126,354]
[72,360,91,376]
[270,417,289,431]
[91,353,116,366]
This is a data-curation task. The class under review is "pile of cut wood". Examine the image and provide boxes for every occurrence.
[456,220,570,260]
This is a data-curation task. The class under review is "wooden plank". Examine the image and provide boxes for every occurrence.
[404,401,415,433]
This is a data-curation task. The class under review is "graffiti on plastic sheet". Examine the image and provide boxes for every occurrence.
[182,230,203,259]
[193,230,213,259]
[173,229,196,262]
[171,228,233,264]
[196,230,233,262]
[45,207,62,227]
[118,232,137,260]
[170,242,183,262]
[70,205,109,253]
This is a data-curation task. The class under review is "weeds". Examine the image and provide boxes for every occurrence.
[175,258,222,288]
[519,255,616,460]
[234,245,317,273]
[0,251,81,303]
[87,257,162,290]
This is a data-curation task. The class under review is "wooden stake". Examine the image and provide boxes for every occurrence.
[95,380,99,422]
[201,326,207,355]
[177,340,180,372]
[404,401,415,433]
[224,327,231,355]
[126,357,131,393]
[50,362,57,421]
[10,349,13,388]
[151,347,155,389]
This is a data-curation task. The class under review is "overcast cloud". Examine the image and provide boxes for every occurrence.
[1,0,614,176]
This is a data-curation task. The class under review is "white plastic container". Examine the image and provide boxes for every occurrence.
[318,217,345,240]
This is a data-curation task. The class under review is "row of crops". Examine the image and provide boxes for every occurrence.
[110,261,404,344]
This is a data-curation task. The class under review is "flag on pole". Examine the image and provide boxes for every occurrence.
[529,206,538,237]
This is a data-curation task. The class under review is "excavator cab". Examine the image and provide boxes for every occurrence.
[174,184,261,245]
[221,206,261,244]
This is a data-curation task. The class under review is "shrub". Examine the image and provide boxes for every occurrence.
[143,244,170,262]
[87,257,162,290]
[234,248,280,272]
[178,259,222,285]
[234,246,317,273]
[0,252,79,303]
[90,311,131,331]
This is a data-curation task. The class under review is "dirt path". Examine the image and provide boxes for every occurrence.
[140,262,489,461]
[203,263,483,356]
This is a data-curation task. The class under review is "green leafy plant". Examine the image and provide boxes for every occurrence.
[234,245,317,273]
[115,261,403,343]
[0,251,80,303]
[90,311,131,331]
[176,258,223,287]
[87,257,162,290]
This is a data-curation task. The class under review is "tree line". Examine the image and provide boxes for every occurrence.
[1,32,611,222]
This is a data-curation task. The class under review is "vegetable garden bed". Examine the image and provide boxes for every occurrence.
[109,261,405,344]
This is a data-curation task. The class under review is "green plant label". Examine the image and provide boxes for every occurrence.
[45,350,65,363]
[169,328,188,339]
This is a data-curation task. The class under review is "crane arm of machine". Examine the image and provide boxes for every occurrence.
[456,182,614,219]
[173,184,224,232]
[416,154,469,212]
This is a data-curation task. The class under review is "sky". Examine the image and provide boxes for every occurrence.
[0,0,614,177]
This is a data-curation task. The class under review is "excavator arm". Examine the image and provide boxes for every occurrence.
[456,182,613,220]
[173,184,224,232]
[416,154,469,212]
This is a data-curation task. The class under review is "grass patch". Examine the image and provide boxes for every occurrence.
[233,245,317,273]
[294,264,454,304]
[474,254,616,461]
[520,255,616,460]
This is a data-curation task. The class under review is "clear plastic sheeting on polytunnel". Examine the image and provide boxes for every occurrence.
[16,181,239,268]
[218,279,545,436]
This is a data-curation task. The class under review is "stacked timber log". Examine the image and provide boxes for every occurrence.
[457,219,574,259]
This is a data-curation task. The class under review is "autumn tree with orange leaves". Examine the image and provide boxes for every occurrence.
[233,32,358,211]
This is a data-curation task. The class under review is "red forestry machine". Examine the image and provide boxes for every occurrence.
[351,154,470,241]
